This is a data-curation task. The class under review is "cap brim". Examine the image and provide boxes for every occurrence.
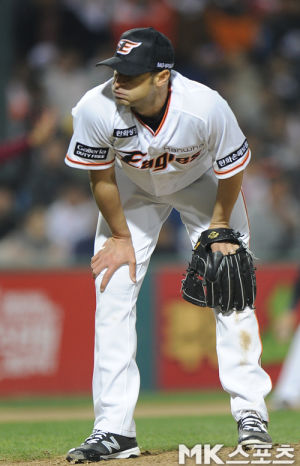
[96,56,152,76]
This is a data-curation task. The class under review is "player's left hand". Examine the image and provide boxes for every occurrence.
[209,223,240,256]
[210,241,240,255]
[91,236,136,292]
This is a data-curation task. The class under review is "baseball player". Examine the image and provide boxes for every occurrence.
[65,27,272,463]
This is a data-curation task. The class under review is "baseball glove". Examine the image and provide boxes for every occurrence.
[181,228,256,313]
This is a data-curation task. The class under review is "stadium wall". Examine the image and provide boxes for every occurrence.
[0,263,298,395]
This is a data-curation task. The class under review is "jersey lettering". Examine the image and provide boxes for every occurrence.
[113,126,138,138]
[74,142,109,160]
[121,151,147,167]
[141,160,154,169]
[153,153,169,171]
[216,139,248,169]
[119,150,201,171]
[176,157,189,164]
[164,145,203,153]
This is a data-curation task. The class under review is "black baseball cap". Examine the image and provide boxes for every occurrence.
[96,27,175,76]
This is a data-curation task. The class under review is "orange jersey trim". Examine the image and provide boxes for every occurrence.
[241,188,251,246]
[133,85,172,137]
[155,86,171,136]
[214,148,250,176]
[65,153,114,167]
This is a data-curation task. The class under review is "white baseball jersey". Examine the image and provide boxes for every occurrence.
[65,70,251,196]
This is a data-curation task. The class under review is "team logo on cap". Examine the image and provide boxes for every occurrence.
[117,39,142,55]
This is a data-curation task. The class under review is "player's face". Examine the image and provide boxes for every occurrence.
[112,71,156,107]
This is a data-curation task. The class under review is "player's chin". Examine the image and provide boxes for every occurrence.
[114,96,131,106]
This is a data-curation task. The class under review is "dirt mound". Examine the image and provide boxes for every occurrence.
[2,445,300,466]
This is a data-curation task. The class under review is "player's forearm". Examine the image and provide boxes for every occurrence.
[89,168,131,238]
[209,170,244,228]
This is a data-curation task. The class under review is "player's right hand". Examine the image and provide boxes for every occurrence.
[91,236,137,292]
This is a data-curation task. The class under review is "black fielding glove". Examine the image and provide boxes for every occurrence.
[181,228,256,313]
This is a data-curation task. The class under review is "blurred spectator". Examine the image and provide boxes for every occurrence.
[14,0,108,61]
[0,109,57,164]
[246,172,300,261]
[0,0,299,266]
[204,1,260,54]
[257,0,300,60]
[41,48,90,133]
[86,45,114,88]
[62,0,113,57]
[166,0,208,15]
[215,52,265,129]
[0,186,19,240]
[110,0,178,44]
[24,135,75,206]
[0,206,67,268]
[45,183,97,257]
[265,57,299,109]
[154,210,181,257]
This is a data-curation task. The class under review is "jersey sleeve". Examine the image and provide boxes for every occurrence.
[207,94,251,179]
[65,99,115,171]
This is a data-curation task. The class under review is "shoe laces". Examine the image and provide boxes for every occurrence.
[84,429,109,444]
[240,411,267,433]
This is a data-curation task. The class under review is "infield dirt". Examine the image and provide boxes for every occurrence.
[1,445,300,466]
[0,402,230,422]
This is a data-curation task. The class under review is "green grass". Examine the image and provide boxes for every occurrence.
[0,420,93,461]
[0,393,299,462]
[0,390,228,410]
[0,395,92,409]
[138,389,229,404]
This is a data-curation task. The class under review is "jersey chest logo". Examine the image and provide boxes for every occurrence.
[118,149,202,171]
[117,40,142,55]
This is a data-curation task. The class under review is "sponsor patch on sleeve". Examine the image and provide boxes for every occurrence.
[74,142,109,160]
[113,126,137,138]
[216,139,249,169]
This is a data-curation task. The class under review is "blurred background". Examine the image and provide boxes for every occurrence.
[0,0,300,399]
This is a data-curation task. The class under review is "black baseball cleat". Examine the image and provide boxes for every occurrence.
[238,411,272,447]
[66,429,141,463]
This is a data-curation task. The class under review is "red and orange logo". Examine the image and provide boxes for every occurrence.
[117,39,142,55]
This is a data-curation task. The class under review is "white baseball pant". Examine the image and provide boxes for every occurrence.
[92,166,272,437]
